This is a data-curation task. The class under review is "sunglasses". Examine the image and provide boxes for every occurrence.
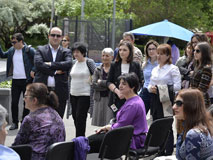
[11,41,18,45]
[194,49,200,53]
[174,100,183,107]
[50,34,62,38]
[62,40,68,42]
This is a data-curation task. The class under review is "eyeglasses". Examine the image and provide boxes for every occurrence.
[148,48,156,51]
[50,34,62,38]
[194,49,201,53]
[11,41,18,45]
[62,40,68,42]
[174,100,183,107]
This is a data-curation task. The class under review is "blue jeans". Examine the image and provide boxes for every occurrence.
[139,88,151,114]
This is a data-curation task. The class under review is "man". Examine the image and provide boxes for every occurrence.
[0,105,20,160]
[34,27,72,118]
[122,32,143,66]
[0,33,35,130]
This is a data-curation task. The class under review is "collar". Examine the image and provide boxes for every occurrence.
[49,44,60,52]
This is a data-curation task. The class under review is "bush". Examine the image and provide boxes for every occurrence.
[0,80,12,88]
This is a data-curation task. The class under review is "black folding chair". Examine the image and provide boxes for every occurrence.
[10,144,32,160]
[98,125,134,160]
[46,141,75,160]
[129,117,174,160]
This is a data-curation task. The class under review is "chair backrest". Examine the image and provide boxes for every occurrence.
[144,117,174,148]
[10,144,32,160]
[46,141,75,160]
[98,125,134,159]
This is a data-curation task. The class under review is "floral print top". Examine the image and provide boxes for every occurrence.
[12,107,66,160]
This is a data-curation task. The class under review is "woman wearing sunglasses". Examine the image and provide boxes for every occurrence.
[61,35,70,49]
[173,88,213,160]
[190,42,212,107]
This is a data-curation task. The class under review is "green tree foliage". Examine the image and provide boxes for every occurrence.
[55,0,213,33]
[0,0,51,48]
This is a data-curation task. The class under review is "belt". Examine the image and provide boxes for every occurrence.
[48,87,55,91]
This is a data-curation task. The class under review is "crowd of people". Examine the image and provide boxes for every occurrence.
[0,28,213,159]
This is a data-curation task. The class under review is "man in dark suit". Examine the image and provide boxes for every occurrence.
[34,27,72,118]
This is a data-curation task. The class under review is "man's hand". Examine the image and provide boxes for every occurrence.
[56,70,64,75]
[30,71,35,78]
[45,62,51,66]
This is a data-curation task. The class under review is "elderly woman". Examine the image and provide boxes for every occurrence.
[88,73,148,152]
[140,40,159,114]
[148,44,181,155]
[70,42,96,137]
[0,105,20,160]
[173,89,213,159]
[12,83,65,160]
[92,48,114,126]
[107,41,142,115]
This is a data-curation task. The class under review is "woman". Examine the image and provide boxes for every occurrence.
[190,42,212,107]
[140,40,159,114]
[12,83,65,160]
[88,73,148,152]
[176,42,194,89]
[92,48,114,126]
[148,44,181,155]
[107,41,142,115]
[61,35,70,49]
[70,42,96,137]
[173,89,213,160]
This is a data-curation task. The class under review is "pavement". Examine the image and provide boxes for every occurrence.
[0,59,176,159]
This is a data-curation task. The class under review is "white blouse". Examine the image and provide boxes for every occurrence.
[148,64,181,93]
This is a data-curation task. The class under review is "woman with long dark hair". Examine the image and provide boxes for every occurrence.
[107,41,142,115]
[190,42,212,107]
[173,89,213,159]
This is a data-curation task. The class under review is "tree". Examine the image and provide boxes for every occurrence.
[0,0,52,48]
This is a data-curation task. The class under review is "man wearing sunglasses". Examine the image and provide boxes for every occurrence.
[34,27,72,119]
[0,33,36,130]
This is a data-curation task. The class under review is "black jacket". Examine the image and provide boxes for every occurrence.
[34,44,72,100]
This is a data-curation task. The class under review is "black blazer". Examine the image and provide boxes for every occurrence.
[34,44,72,100]
[107,61,142,111]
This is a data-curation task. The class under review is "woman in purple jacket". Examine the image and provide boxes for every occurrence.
[88,73,148,152]
[12,83,65,160]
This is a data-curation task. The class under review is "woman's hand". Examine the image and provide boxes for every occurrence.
[150,86,157,94]
[95,125,111,134]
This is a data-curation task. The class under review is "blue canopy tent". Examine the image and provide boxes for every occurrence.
[130,19,194,42]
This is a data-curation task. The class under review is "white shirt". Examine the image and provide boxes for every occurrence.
[47,44,59,87]
[121,63,129,75]
[70,61,91,96]
[148,64,181,93]
[12,49,26,79]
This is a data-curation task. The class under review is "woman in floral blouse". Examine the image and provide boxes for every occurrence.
[12,83,65,160]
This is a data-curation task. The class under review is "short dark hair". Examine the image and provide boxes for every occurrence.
[123,32,135,41]
[118,72,139,94]
[71,42,88,57]
[116,41,133,63]
[12,33,24,42]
